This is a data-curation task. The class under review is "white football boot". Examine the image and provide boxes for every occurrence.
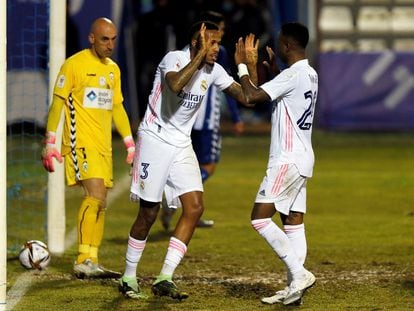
[282,269,316,305]
[261,287,289,304]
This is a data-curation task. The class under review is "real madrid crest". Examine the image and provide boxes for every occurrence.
[201,80,207,91]
[109,72,114,81]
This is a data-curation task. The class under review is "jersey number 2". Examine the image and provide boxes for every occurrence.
[297,90,316,130]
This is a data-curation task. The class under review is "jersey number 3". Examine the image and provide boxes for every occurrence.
[297,90,316,130]
[140,163,150,179]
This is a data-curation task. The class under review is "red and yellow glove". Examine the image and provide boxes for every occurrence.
[41,131,63,172]
[123,135,135,165]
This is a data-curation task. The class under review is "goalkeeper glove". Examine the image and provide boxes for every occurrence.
[124,135,135,165]
[41,131,63,172]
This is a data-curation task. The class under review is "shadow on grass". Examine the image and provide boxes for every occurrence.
[108,229,171,245]
[401,279,414,290]
[222,281,274,299]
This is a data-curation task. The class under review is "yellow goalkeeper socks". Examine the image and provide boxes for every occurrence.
[76,196,103,264]
[90,208,106,263]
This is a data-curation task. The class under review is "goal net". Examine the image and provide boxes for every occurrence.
[7,0,50,253]
[6,0,66,256]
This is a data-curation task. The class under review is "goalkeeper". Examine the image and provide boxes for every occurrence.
[41,17,135,278]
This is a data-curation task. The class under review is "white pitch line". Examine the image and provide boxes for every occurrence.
[7,174,131,310]
[5,271,35,311]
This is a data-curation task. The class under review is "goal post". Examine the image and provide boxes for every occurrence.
[47,0,66,255]
[1,1,7,310]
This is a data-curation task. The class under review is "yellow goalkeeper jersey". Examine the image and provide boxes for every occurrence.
[52,49,124,156]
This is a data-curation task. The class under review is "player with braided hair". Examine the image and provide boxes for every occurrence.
[160,10,245,230]
[118,21,259,300]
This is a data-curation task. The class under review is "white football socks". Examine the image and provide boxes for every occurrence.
[124,235,146,277]
[284,223,307,265]
[252,218,304,278]
[159,237,187,279]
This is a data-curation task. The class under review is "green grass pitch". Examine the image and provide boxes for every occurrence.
[6,130,414,310]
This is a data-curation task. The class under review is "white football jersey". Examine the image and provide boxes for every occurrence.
[260,59,318,177]
[139,49,234,147]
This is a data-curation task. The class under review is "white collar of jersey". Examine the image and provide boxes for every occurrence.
[290,59,309,68]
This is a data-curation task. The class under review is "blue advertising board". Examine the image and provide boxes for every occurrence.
[318,52,414,131]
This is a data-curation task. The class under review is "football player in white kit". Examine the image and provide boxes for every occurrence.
[118,22,258,300]
[235,22,318,305]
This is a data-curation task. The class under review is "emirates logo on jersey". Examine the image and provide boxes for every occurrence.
[177,90,205,109]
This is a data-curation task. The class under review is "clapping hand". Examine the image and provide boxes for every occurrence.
[197,23,208,56]
[244,33,259,67]
[263,46,280,77]
[235,34,259,66]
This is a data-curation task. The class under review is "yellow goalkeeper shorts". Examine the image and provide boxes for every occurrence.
[64,148,113,188]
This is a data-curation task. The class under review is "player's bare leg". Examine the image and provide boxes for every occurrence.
[130,200,160,240]
[173,191,204,242]
[197,163,215,227]
[160,168,213,229]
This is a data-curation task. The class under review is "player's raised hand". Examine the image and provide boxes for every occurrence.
[263,46,280,77]
[234,37,246,65]
[244,34,259,67]
[197,23,208,56]
[41,131,63,172]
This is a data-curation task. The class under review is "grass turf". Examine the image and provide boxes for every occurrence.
[6,130,414,310]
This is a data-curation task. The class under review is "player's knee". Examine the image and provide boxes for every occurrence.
[185,202,204,219]
[192,202,204,218]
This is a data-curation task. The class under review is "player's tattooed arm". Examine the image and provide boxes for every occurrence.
[166,23,208,94]
[238,76,270,105]
[234,34,271,105]
[223,82,251,106]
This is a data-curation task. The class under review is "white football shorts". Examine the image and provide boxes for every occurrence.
[130,130,203,207]
[255,163,307,215]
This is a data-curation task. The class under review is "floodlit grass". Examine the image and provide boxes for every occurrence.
[6,130,414,310]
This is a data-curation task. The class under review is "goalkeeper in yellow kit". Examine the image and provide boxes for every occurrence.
[41,17,135,278]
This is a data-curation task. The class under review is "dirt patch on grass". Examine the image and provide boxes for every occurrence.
[30,266,413,289]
